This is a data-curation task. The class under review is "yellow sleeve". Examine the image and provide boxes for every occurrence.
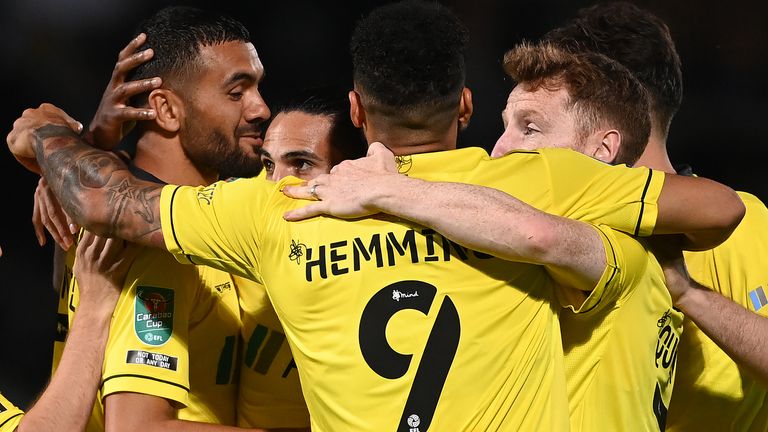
[159,177,283,281]
[558,224,649,313]
[100,249,196,407]
[0,393,23,432]
[541,148,665,237]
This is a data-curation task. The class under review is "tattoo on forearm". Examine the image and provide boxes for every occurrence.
[33,124,163,245]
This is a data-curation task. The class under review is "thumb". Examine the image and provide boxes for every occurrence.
[367,141,389,157]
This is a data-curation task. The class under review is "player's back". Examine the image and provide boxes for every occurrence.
[260,198,569,431]
[163,146,666,431]
[668,191,768,432]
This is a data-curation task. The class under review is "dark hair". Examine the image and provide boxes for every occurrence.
[504,42,651,165]
[128,6,251,106]
[349,0,469,123]
[276,86,368,163]
[543,2,682,134]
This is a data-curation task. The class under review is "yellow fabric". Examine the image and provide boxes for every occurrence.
[51,235,80,376]
[0,393,23,432]
[233,276,310,428]
[159,147,665,431]
[59,245,241,430]
[559,226,683,432]
[668,191,768,432]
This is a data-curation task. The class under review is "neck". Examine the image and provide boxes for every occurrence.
[633,124,676,174]
[364,119,459,156]
[133,129,217,186]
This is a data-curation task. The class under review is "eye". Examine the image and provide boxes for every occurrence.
[228,86,244,101]
[294,160,315,172]
[523,123,540,136]
[261,157,274,173]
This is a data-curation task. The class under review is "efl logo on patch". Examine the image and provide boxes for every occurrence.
[749,286,768,311]
[135,286,174,346]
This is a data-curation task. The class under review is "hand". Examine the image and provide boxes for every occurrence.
[33,177,78,249]
[7,103,83,174]
[648,234,693,304]
[282,142,399,220]
[85,33,160,149]
[74,231,140,309]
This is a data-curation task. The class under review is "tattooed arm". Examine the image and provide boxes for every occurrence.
[8,104,166,248]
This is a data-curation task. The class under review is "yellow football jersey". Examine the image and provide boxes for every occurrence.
[0,393,23,432]
[668,191,768,432]
[51,239,78,376]
[559,226,683,432]
[159,147,665,431]
[232,276,311,428]
[59,245,241,430]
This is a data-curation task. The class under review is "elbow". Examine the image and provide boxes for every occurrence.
[520,220,562,265]
[725,192,747,232]
[710,190,746,244]
[684,191,745,251]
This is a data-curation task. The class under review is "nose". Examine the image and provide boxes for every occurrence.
[491,136,511,158]
[245,90,271,124]
[271,163,290,182]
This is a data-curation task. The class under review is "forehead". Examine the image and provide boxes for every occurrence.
[504,83,571,116]
[263,111,334,155]
[196,41,264,82]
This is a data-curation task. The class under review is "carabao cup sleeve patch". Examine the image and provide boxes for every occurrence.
[134,286,175,346]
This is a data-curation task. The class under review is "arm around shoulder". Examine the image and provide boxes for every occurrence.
[655,174,745,250]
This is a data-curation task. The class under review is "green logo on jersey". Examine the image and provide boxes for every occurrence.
[134,286,174,346]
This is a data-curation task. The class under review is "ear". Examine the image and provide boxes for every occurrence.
[458,87,473,130]
[348,90,366,129]
[147,89,183,133]
[591,129,621,164]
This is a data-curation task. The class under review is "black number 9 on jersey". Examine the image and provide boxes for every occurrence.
[359,280,460,432]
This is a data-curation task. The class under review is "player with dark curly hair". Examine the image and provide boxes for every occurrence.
[7,1,745,431]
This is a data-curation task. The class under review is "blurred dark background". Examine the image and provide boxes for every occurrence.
[1,0,766,409]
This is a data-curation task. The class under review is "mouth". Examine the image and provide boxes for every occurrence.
[239,135,264,148]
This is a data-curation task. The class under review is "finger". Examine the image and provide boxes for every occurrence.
[39,179,74,249]
[282,184,315,201]
[32,185,46,246]
[116,107,157,121]
[117,33,147,61]
[41,207,68,251]
[76,231,97,261]
[88,233,109,262]
[367,141,387,157]
[283,202,329,221]
[99,237,124,265]
[116,49,155,76]
[115,241,142,270]
[44,195,73,250]
[65,212,79,235]
[119,77,161,98]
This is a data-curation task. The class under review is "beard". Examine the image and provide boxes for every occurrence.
[179,110,263,179]
[209,129,264,179]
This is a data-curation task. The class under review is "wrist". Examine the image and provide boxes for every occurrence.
[673,280,706,314]
[75,297,118,319]
[373,173,419,212]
